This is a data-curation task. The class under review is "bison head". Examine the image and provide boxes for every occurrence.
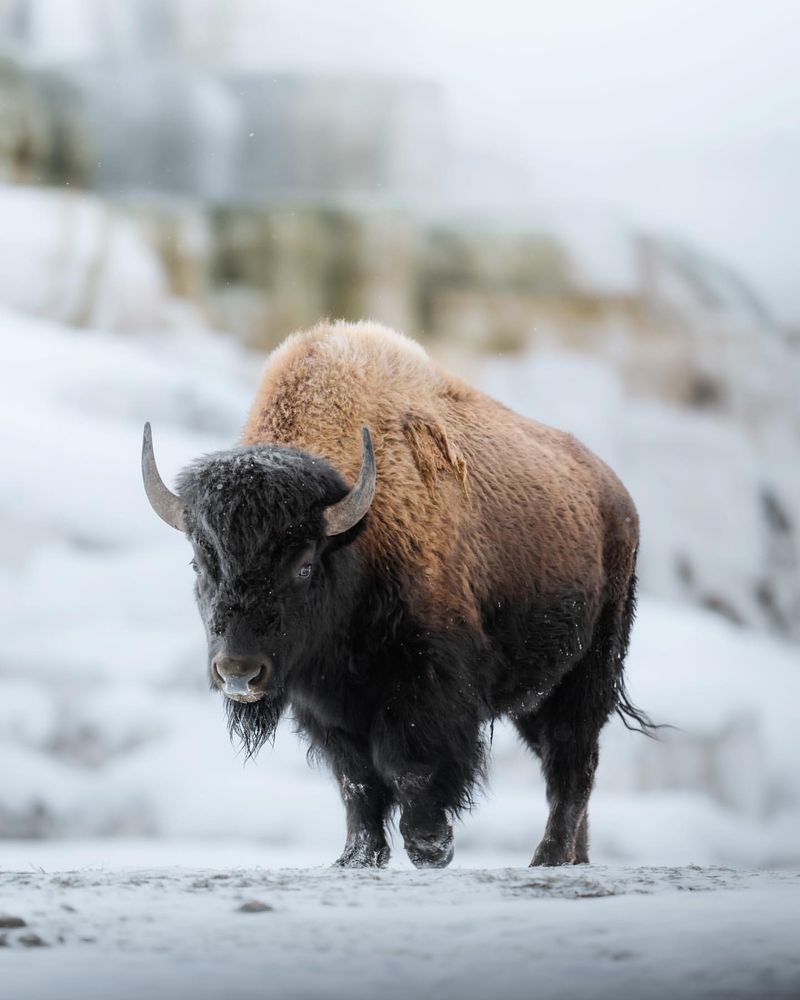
[141,424,375,749]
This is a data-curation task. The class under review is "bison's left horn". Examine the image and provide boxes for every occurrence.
[142,422,186,532]
[323,427,376,536]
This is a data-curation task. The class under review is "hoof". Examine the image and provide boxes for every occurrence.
[404,825,454,869]
[531,839,575,867]
[333,839,390,869]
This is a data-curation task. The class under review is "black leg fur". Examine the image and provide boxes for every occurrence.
[371,696,486,868]
[574,812,590,865]
[337,773,393,869]
[294,709,393,868]
[372,720,483,869]
[396,781,455,870]
[366,627,488,869]
[515,594,626,866]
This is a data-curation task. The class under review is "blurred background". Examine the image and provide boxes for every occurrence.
[1,0,798,869]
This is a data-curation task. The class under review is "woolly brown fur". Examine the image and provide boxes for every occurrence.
[241,321,639,632]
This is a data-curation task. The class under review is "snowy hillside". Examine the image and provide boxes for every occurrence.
[1,303,798,868]
[0,186,186,332]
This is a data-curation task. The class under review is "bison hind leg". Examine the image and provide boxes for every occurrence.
[515,596,629,866]
[515,687,603,867]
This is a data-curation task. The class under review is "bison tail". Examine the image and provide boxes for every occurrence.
[612,572,671,738]
[615,677,662,737]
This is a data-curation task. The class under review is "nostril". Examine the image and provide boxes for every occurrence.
[212,655,271,694]
[246,661,274,689]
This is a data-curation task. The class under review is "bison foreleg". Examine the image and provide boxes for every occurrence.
[336,770,392,869]
[374,714,484,870]
[396,788,454,870]
[331,746,392,868]
[295,711,392,868]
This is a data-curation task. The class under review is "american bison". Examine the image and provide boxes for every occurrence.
[142,321,650,868]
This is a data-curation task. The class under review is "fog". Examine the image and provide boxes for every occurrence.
[8,0,800,322]
[239,0,800,325]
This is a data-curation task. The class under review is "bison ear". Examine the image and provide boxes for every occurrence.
[142,422,186,532]
[323,427,376,536]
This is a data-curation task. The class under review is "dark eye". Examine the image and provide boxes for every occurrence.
[298,563,312,579]
[190,559,199,574]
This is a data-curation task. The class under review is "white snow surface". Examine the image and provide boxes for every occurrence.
[1,858,799,1000]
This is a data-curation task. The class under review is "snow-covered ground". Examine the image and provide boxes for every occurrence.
[2,860,799,999]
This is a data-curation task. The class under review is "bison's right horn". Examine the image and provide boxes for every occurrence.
[323,427,376,536]
[142,422,186,532]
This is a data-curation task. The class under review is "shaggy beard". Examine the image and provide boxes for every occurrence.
[225,691,285,760]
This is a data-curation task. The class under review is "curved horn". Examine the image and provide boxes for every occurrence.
[142,422,186,532]
[323,427,376,536]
